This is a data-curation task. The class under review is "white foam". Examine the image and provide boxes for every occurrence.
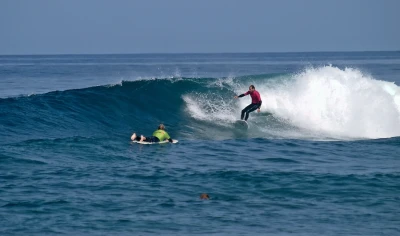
[182,94,238,124]
[263,66,400,139]
[182,66,400,139]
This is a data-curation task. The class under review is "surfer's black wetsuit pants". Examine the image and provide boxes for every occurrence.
[133,135,173,143]
[133,136,160,142]
[241,102,261,121]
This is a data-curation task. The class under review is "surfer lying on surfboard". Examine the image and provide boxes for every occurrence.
[131,124,174,143]
[234,85,262,121]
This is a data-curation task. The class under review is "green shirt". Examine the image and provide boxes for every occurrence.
[152,130,171,141]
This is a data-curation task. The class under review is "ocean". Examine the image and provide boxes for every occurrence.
[1,52,399,235]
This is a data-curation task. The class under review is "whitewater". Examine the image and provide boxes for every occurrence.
[182,66,400,139]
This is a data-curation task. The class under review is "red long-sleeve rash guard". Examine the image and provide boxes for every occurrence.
[239,90,262,104]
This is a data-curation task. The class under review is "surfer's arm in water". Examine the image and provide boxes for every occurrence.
[163,131,173,143]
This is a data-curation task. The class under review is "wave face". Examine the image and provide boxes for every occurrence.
[1,66,400,144]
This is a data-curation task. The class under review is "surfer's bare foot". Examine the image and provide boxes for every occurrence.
[131,133,137,141]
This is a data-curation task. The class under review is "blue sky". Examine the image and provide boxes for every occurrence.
[0,0,399,54]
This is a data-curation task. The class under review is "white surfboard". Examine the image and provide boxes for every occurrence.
[234,120,249,129]
[132,139,179,145]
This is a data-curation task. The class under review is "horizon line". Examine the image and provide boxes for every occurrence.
[0,49,399,57]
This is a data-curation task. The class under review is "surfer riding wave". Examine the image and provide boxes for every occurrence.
[234,85,262,121]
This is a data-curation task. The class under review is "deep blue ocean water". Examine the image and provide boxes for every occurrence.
[1,52,400,235]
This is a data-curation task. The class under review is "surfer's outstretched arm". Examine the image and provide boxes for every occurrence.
[234,93,247,99]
